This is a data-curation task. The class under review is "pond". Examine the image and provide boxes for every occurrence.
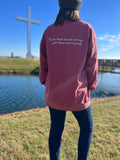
[0,73,120,114]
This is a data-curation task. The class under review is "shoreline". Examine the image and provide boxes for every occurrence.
[0,58,120,75]
[0,58,40,75]
[0,69,115,75]
[0,70,39,75]
[0,95,120,117]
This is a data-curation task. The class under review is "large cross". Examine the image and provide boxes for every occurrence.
[16,6,41,58]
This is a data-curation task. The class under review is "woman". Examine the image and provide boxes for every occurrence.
[39,0,98,159]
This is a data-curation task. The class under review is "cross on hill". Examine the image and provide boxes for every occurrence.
[16,6,41,58]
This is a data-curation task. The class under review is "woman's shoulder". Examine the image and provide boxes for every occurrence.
[78,19,94,31]
[45,23,55,31]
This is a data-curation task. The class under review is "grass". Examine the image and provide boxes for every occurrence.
[0,58,40,74]
[0,58,116,75]
[0,96,120,160]
[98,66,112,72]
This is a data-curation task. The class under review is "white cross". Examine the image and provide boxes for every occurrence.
[16,6,41,58]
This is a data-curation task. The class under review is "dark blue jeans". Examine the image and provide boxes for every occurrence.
[49,105,93,160]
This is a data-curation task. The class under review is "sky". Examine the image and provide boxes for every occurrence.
[0,0,120,59]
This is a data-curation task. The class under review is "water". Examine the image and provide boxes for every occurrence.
[115,68,120,73]
[0,73,120,114]
[0,75,45,114]
[93,73,120,96]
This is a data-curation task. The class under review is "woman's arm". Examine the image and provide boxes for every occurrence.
[39,31,48,85]
[84,26,98,91]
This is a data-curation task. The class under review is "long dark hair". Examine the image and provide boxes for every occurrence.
[54,8,80,26]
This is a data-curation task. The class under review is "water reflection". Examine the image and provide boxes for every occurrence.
[0,75,45,114]
[0,73,120,114]
[115,68,120,73]
[94,73,120,96]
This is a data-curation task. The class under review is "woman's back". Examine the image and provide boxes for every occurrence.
[40,19,98,111]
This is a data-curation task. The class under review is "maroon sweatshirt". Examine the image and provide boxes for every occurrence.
[39,20,98,111]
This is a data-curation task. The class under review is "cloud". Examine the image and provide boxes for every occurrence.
[98,33,120,52]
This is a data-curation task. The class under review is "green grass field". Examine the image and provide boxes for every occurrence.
[0,58,114,75]
[0,96,120,160]
[98,66,113,72]
[0,58,40,74]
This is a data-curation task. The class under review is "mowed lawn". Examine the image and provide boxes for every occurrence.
[0,96,120,160]
[0,58,112,74]
[0,58,40,73]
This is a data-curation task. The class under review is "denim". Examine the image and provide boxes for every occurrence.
[49,105,93,160]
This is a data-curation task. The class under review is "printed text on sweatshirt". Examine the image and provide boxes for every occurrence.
[39,20,98,111]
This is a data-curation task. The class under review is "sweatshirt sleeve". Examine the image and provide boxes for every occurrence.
[84,26,98,91]
[39,30,48,85]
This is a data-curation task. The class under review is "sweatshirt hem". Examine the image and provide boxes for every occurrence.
[45,100,91,111]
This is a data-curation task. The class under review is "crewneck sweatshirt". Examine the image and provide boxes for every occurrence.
[39,20,98,111]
